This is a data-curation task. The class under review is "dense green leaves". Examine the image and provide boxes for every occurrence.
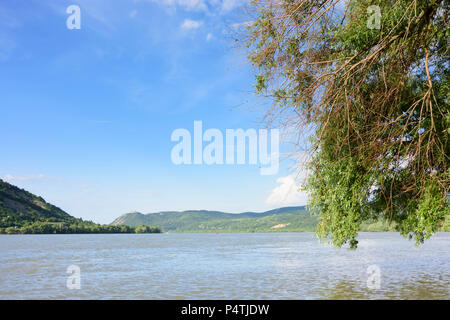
[113,207,319,232]
[242,0,449,248]
[0,222,161,235]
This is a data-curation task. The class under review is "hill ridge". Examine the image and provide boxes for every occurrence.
[111,206,314,232]
[116,205,307,218]
[0,179,160,234]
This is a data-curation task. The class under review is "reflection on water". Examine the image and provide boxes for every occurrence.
[0,232,448,299]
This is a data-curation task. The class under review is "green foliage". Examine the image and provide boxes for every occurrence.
[112,207,315,232]
[0,221,161,235]
[242,0,449,248]
[135,225,161,233]
[398,179,450,243]
[111,206,447,234]
[309,157,370,248]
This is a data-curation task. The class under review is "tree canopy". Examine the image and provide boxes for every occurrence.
[240,0,449,248]
[0,179,161,235]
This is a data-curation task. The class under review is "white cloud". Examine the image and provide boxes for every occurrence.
[206,32,213,41]
[266,175,309,206]
[231,20,253,29]
[150,0,208,12]
[181,19,203,30]
[178,0,208,11]
[150,0,247,14]
[221,0,246,13]
[2,174,46,183]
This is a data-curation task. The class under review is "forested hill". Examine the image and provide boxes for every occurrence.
[0,179,75,225]
[0,179,160,234]
[112,206,450,233]
[111,206,320,233]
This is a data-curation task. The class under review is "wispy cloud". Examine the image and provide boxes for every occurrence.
[221,0,246,13]
[149,0,208,13]
[230,20,252,29]
[178,0,208,12]
[2,174,47,183]
[148,0,247,15]
[181,18,203,30]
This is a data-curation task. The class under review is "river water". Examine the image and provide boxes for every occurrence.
[0,232,448,299]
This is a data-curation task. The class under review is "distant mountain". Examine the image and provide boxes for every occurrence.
[3,178,446,234]
[0,179,160,234]
[111,206,322,232]
[112,206,450,233]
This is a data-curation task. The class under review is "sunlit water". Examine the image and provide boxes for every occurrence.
[0,232,448,299]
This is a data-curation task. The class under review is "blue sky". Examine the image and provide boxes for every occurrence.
[0,0,308,224]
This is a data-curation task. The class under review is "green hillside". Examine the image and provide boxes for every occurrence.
[0,179,160,234]
[112,206,450,233]
[111,206,319,232]
[3,178,447,235]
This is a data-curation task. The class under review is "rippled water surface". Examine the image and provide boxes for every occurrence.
[0,232,448,299]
